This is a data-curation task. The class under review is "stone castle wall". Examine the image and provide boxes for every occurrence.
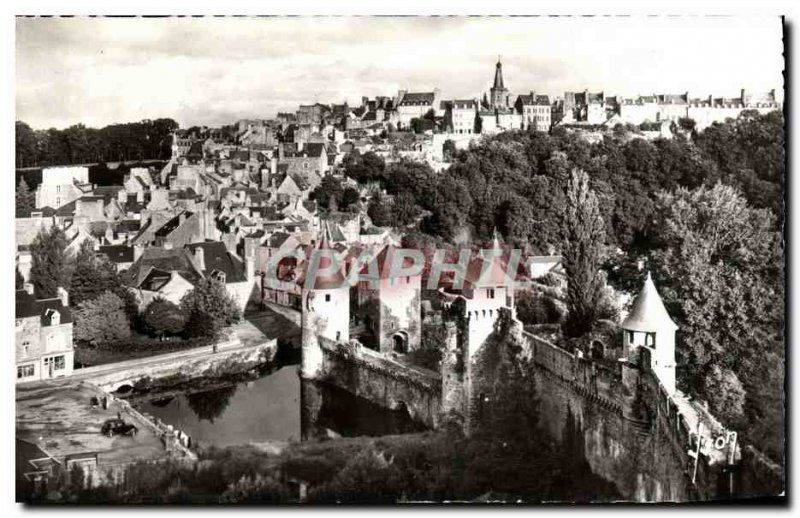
[315,337,442,428]
[520,329,783,501]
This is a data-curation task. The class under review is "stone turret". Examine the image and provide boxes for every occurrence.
[300,228,349,379]
[621,272,678,394]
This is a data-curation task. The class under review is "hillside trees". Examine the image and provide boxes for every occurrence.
[649,183,784,458]
[15,118,179,168]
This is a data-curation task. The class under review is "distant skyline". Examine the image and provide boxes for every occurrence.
[16,16,784,130]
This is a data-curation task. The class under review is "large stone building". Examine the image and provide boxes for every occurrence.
[35,166,92,209]
[395,89,443,130]
[15,284,74,383]
[515,92,552,132]
[445,99,478,135]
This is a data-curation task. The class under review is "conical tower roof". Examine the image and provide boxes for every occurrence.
[621,272,678,332]
[303,225,345,290]
[493,58,505,90]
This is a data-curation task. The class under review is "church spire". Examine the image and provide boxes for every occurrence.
[493,57,505,90]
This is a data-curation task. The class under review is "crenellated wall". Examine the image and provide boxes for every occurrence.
[518,328,783,501]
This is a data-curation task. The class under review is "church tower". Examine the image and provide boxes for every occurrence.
[490,58,509,109]
[621,272,679,394]
[300,230,350,379]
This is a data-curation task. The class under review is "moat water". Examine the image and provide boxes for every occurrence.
[135,359,423,448]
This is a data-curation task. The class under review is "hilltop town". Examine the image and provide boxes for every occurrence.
[15,58,785,503]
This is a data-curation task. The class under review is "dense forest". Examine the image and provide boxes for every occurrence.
[343,110,785,463]
[15,118,178,168]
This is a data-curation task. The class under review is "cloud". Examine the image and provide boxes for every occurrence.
[15,16,784,129]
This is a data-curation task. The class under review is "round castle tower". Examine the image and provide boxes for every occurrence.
[621,272,678,394]
[300,230,350,379]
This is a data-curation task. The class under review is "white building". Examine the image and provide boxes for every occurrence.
[35,166,91,209]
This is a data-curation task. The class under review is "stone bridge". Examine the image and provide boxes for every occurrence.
[76,338,276,393]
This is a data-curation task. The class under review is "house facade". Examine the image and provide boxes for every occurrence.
[15,285,74,383]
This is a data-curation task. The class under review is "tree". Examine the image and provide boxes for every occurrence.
[16,177,34,217]
[442,139,457,162]
[310,175,344,211]
[69,240,121,307]
[366,193,393,227]
[30,226,70,299]
[341,187,360,210]
[560,169,607,337]
[650,183,782,444]
[343,150,385,184]
[677,117,696,132]
[392,192,421,227]
[143,298,186,338]
[74,291,132,347]
[180,278,242,338]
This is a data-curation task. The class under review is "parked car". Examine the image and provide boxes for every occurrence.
[100,418,138,437]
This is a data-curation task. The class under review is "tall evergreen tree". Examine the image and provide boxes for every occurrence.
[560,169,606,337]
[16,177,34,217]
[29,226,70,299]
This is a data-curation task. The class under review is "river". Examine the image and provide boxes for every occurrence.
[135,361,424,448]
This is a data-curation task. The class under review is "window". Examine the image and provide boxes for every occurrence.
[17,364,34,379]
[22,342,30,357]
[645,333,655,348]
[627,331,634,343]
[325,294,331,302]
[54,355,65,370]
[56,197,61,207]
[487,288,495,299]
[56,185,61,193]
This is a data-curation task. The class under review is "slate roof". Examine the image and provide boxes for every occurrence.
[154,211,194,237]
[303,143,326,158]
[122,247,203,288]
[185,241,247,283]
[99,245,134,264]
[15,290,72,325]
[399,92,435,106]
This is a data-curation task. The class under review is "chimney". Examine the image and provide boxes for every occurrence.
[56,286,69,307]
[23,282,34,295]
[246,253,255,282]
[278,143,285,160]
[741,88,746,104]
[270,156,277,176]
[194,246,206,271]
[163,241,173,250]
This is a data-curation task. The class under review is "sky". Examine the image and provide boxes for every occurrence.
[15,16,785,130]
